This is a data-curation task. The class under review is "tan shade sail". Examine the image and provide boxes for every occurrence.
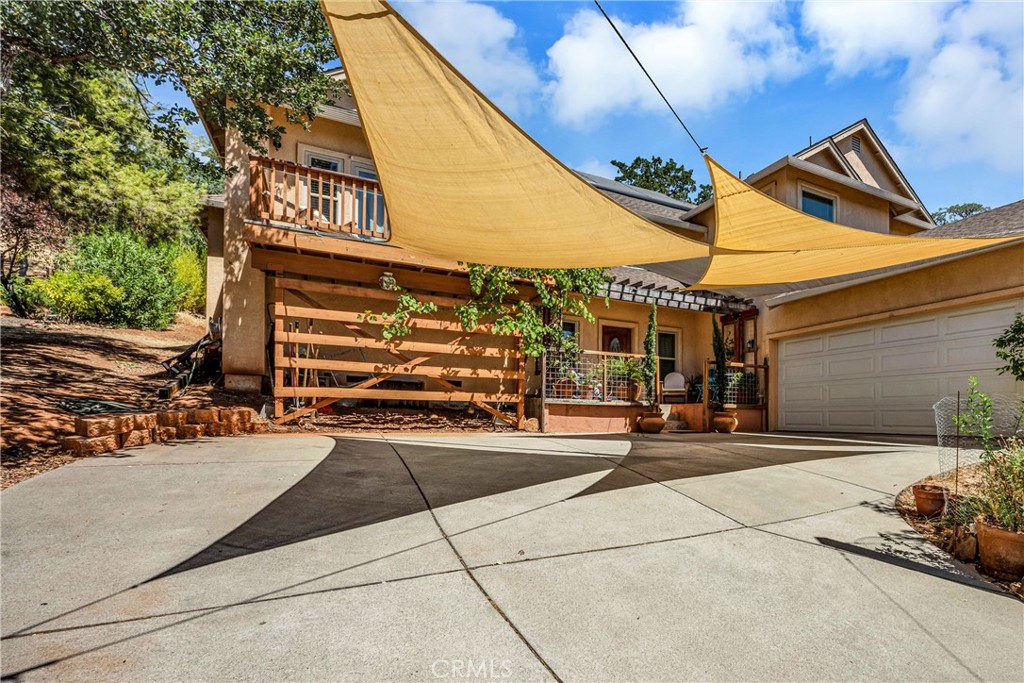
[689,157,1021,288]
[319,0,711,268]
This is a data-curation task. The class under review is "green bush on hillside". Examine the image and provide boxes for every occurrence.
[62,230,183,329]
[173,248,206,314]
[29,271,122,323]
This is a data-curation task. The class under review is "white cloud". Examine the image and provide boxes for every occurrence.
[396,0,541,115]
[545,1,804,128]
[801,1,1022,171]
[896,41,1023,170]
[801,1,946,75]
[574,158,618,178]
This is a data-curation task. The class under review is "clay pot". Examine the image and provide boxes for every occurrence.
[639,411,666,434]
[630,381,644,402]
[976,518,1024,581]
[912,484,949,518]
[711,410,738,433]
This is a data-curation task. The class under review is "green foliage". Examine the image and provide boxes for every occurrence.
[173,248,206,314]
[2,0,339,170]
[979,437,1024,532]
[0,275,46,315]
[993,313,1024,383]
[643,302,658,406]
[930,203,989,225]
[2,59,201,241]
[608,356,644,382]
[359,294,439,341]
[611,155,712,204]
[954,377,995,455]
[454,265,611,357]
[29,270,121,323]
[64,230,183,329]
[711,316,728,408]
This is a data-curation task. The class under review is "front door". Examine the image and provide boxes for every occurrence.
[601,326,632,354]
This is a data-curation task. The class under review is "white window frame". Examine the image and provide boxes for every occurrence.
[798,181,840,223]
[656,326,681,378]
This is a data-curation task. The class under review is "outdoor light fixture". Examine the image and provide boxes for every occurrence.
[378,271,398,290]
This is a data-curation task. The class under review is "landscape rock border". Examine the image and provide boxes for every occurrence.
[60,407,268,456]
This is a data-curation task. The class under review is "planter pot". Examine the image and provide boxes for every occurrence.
[711,410,738,433]
[976,518,1024,581]
[582,386,596,401]
[630,381,644,402]
[912,484,949,518]
[638,411,666,434]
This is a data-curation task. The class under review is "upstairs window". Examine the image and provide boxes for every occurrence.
[801,189,835,222]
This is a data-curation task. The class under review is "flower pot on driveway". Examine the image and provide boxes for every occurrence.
[711,410,738,433]
[638,411,666,434]
[976,518,1024,581]
[912,484,949,518]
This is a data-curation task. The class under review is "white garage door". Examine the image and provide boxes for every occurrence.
[778,300,1023,434]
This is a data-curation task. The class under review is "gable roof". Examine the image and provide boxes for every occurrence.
[576,171,705,233]
[921,200,1024,238]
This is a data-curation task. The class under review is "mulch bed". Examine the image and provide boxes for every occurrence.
[896,464,1023,600]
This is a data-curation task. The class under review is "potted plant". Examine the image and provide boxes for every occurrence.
[606,356,643,401]
[638,303,666,433]
[911,483,949,517]
[955,377,1024,580]
[710,316,738,433]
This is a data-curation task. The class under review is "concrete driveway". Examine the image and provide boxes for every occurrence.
[1,432,1021,682]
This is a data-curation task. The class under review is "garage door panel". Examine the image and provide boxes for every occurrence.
[946,304,1019,335]
[783,360,824,381]
[783,336,824,356]
[778,300,1022,435]
[880,348,939,372]
[827,410,876,429]
[782,385,824,402]
[879,317,939,344]
[880,378,939,399]
[827,328,876,350]
[827,356,875,378]
[827,383,875,401]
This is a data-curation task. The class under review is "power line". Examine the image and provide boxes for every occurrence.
[592,0,708,156]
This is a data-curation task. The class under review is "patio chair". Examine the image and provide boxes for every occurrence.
[662,372,687,403]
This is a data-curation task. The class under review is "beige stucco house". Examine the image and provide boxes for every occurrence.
[199,73,1023,434]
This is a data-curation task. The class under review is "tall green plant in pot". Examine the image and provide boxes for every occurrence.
[638,303,665,433]
[954,378,1024,580]
[710,315,738,433]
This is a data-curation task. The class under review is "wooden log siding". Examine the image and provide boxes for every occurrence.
[249,155,390,240]
[270,276,524,428]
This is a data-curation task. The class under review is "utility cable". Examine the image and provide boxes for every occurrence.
[593,0,708,155]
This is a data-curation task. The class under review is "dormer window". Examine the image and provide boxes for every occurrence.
[801,188,836,222]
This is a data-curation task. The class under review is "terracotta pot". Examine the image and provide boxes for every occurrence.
[639,411,666,434]
[630,381,644,402]
[976,518,1024,581]
[912,484,949,518]
[711,411,738,433]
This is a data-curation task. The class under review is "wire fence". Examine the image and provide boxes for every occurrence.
[544,350,651,403]
[933,393,1023,474]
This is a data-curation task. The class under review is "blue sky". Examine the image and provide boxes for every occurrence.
[155,1,1024,212]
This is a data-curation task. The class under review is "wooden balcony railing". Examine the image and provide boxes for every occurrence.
[248,155,390,240]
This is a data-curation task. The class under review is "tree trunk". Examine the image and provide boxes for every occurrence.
[1,42,21,108]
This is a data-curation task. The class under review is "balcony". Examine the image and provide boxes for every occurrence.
[544,350,653,404]
[248,155,390,241]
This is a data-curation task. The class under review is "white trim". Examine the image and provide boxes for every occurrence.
[656,326,681,375]
[798,181,840,223]
[297,143,348,172]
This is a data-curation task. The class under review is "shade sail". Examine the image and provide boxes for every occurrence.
[321,0,1020,286]
[319,0,711,268]
[688,157,1021,288]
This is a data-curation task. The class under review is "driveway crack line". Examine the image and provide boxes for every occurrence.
[384,438,562,683]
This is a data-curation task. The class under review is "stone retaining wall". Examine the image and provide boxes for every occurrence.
[61,407,268,456]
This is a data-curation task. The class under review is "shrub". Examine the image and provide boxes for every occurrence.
[173,248,205,314]
[1,275,47,316]
[64,230,182,329]
[979,437,1024,532]
[29,271,122,323]
[994,313,1024,383]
